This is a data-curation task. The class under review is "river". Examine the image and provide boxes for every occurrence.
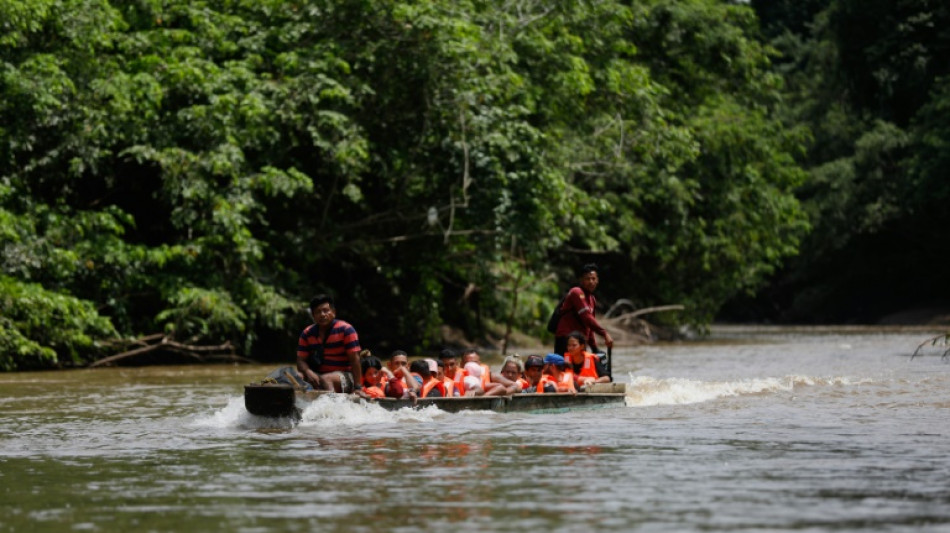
[2,326,949,532]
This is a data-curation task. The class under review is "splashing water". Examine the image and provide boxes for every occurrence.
[625,373,875,406]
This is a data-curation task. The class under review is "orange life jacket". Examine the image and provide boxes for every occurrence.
[538,371,575,393]
[571,351,601,382]
[363,386,386,398]
[442,377,457,397]
[447,370,466,396]
[420,376,446,398]
[478,363,491,388]
[536,375,557,393]
[363,374,388,393]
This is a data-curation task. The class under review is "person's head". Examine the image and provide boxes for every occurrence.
[543,353,567,374]
[309,294,336,326]
[501,356,524,382]
[524,355,544,383]
[566,331,587,358]
[578,263,599,293]
[463,361,482,378]
[388,350,409,372]
[410,359,431,379]
[425,358,439,376]
[436,359,445,380]
[361,356,383,384]
[461,349,480,364]
[439,348,459,374]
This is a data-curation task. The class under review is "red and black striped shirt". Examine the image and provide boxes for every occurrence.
[297,319,361,374]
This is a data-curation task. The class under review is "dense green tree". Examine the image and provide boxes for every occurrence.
[1,0,809,369]
[730,0,950,322]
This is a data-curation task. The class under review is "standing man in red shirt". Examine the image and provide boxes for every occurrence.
[553,264,614,356]
[296,294,363,393]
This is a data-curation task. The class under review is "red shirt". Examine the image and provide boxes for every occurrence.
[554,286,607,347]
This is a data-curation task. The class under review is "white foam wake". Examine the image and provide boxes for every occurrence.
[192,396,300,430]
[297,394,440,428]
[192,394,446,431]
[625,374,873,407]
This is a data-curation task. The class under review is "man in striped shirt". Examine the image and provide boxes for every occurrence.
[296,294,363,393]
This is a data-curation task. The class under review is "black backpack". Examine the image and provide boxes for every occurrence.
[546,295,568,333]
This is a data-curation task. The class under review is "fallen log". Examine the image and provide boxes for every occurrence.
[89,335,235,367]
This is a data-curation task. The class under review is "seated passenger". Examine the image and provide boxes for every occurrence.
[410,359,445,398]
[356,355,386,399]
[439,348,466,396]
[462,361,485,395]
[564,331,611,389]
[538,353,576,393]
[460,349,509,397]
[499,356,528,394]
[523,355,551,393]
[437,359,459,396]
[385,350,419,399]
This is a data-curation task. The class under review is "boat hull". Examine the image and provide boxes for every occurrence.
[244,383,626,418]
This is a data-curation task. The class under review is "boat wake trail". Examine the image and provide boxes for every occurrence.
[624,374,873,407]
[297,394,440,428]
[194,395,446,431]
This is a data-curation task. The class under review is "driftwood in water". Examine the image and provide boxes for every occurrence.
[602,301,685,343]
[911,333,950,360]
[90,334,250,367]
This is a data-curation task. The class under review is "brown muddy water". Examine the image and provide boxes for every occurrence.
[2,326,949,532]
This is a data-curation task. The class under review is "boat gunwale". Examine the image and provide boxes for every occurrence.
[244,382,626,417]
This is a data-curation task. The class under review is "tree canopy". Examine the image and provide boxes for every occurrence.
[728,0,950,322]
[11,0,917,370]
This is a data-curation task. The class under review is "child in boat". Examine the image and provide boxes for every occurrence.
[523,355,550,393]
[538,353,576,393]
[499,356,528,394]
[357,355,387,399]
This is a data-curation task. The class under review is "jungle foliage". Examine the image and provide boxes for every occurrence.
[729,0,950,322]
[1,0,941,370]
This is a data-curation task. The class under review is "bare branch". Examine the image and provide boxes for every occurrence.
[89,335,236,367]
[610,305,685,321]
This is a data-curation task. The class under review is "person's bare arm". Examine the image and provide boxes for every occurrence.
[297,358,321,388]
[490,372,520,395]
[393,366,420,393]
[347,350,363,393]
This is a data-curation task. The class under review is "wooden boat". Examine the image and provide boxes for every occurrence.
[244,381,627,418]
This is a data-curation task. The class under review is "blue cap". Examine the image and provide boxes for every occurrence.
[543,353,565,366]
